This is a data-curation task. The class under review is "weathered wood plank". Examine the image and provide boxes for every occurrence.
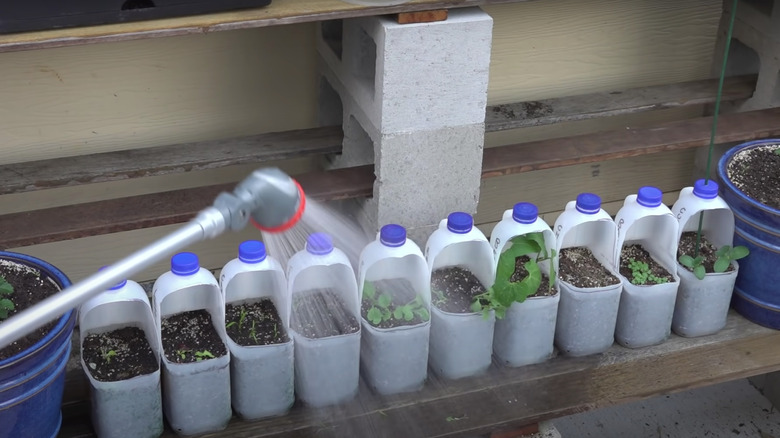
[57,312,780,438]
[396,10,449,24]
[0,0,526,53]
[484,75,756,132]
[0,165,375,249]
[482,107,780,178]
[0,126,342,196]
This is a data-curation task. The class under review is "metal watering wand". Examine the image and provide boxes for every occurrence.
[0,167,306,349]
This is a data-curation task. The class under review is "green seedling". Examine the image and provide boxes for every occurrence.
[431,288,447,308]
[363,281,430,326]
[0,276,15,320]
[679,244,749,280]
[249,320,259,344]
[472,232,556,319]
[175,349,188,360]
[101,348,117,363]
[774,148,780,156]
[238,307,248,330]
[627,259,668,285]
[194,350,215,362]
[226,321,237,329]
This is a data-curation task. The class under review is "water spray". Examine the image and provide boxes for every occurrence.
[0,167,306,349]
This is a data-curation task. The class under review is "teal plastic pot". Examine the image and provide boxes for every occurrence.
[0,251,76,438]
[717,140,780,328]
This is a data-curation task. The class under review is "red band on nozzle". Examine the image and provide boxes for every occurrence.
[251,179,306,233]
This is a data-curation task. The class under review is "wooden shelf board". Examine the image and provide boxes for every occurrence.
[58,311,780,437]
[0,76,755,197]
[3,107,779,249]
[0,0,524,53]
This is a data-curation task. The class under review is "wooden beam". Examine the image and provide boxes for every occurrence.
[57,312,780,437]
[0,0,527,53]
[0,126,343,196]
[396,10,449,24]
[3,107,780,249]
[0,76,755,198]
[484,75,756,132]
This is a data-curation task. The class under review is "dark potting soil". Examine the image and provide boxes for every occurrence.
[82,326,159,382]
[619,244,674,286]
[559,246,620,289]
[0,259,61,361]
[160,309,227,364]
[290,289,360,339]
[677,231,736,274]
[510,255,555,298]
[360,278,428,329]
[430,266,487,313]
[226,299,289,347]
[727,145,780,210]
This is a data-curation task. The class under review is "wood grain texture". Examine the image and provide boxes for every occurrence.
[0,0,524,53]
[57,312,780,437]
[396,10,449,24]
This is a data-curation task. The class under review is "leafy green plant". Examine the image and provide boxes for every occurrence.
[101,348,117,363]
[627,259,668,285]
[175,349,188,360]
[679,244,749,280]
[472,232,556,319]
[194,350,215,361]
[363,281,430,326]
[0,276,15,320]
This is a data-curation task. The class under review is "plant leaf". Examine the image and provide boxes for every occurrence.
[494,307,507,319]
[493,284,515,308]
[415,308,430,321]
[378,293,392,308]
[393,307,404,320]
[693,265,706,280]
[729,245,750,260]
[715,245,730,257]
[678,255,695,268]
[714,257,730,273]
[367,307,383,325]
[470,300,483,313]
[382,309,392,320]
[0,283,12,295]
[526,232,548,258]
[363,281,376,300]
[403,307,414,321]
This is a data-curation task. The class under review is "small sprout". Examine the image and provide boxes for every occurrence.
[774,148,780,156]
[446,414,468,422]
[627,258,667,285]
[679,244,749,280]
[249,320,259,344]
[175,349,188,360]
[101,348,117,363]
[362,281,429,327]
[238,307,248,330]
[0,276,15,320]
[194,350,215,361]
[225,321,237,329]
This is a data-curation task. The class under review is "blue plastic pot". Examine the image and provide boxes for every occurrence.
[0,251,76,438]
[717,140,780,329]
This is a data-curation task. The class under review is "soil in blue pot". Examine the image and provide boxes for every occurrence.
[726,146,780,209]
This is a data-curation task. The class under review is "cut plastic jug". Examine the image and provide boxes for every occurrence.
[358,224,431,394]
[614,186,680,348]
[426,212,496,379]
[489,203,559,367]
[220,240,294,419]
[287,233,361,407]
[79,272,163,438]
[554,193,623,357]
[152,253,231,436]
[671,179,738,337]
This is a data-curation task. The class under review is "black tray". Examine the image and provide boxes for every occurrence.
[0,0,273,34]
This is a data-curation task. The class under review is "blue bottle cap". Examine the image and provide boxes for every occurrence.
[693,179,719,199]
[380,224,406,247]
[98,266,127,290]
[171,252,199,276]
[238,240,267,263]
[576,193,602,214]
[307,233,333,255]
[637,186,663,207]
[512,202,538,224]
[447,212,473,234]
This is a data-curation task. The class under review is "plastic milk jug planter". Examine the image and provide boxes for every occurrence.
[0,252,76,438]
[553,193,623,357]
[152,253,232,436]
[287,233,361,407]
[671,179,738,337]
[717,139,780,329]
[220,240,294,419]
[614,186,680,348]
[79,274,163,438]
[426,212,496,380]
[489,203,560,367]
[358,224,431,395]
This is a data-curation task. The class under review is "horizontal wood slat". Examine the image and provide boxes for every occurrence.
[57,312,780,437]
[0,126,343,196]
[485,75,756,132]
[0,76,755,197]
[3,107,780,249]
[0,0,525,53]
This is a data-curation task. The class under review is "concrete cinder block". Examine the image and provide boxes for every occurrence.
[317,8,493,134]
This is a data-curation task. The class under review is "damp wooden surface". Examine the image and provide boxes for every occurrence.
[0,0,526,53]
[3,106,780,249]
[57,311,780,437]
[0,76,754,197]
